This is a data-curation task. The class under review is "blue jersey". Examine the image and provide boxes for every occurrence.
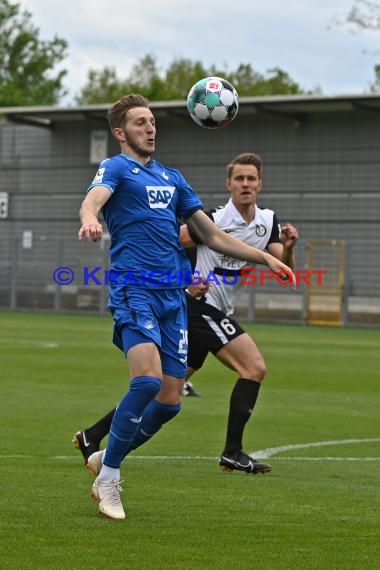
[88,154,203,288]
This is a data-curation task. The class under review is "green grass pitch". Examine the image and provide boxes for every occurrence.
[0,311,379,569]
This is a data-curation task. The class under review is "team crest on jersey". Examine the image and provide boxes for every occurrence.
[255,224,267,237]
[146,186,175,209]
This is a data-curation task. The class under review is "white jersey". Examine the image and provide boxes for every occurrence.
[194,198,281,316]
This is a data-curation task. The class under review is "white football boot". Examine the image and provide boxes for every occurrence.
[91,477,125,520]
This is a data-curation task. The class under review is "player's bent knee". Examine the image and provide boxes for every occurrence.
[132,375,162,398]
[242,360,266,382]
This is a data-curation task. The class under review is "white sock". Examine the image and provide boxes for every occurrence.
[98,464,120,483]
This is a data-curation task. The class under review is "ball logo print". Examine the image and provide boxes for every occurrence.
[186,76,239,129]
[207,80,221,91]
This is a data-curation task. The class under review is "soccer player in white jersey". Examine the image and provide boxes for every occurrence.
[183,152,298,473]
[78,95,296,520]
[75,150,298,489]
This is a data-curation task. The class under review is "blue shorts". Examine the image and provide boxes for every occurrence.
[109,285,188,379]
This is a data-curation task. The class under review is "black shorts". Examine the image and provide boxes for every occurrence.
[186,294,245,370]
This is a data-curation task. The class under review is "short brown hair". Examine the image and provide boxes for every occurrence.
[107,94,150,132]
[227,152,263,179]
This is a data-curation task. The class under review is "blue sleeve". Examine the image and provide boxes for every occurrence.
[87,157,120,193]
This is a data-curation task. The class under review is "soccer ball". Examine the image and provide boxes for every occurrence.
[186,76,239,129]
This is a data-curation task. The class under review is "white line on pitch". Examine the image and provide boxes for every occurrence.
[0,455,379,461]
[1,437,379,462]
[250,437,380,458]
[270,457,380,461]
[0,339,59,348]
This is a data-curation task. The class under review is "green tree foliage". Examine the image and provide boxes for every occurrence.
[344,0,380,30]
[76,53,308,104]
[370,63,380,91]
[163,58,210,99]
[75,67,129,105]
[335,1,380,92]
[210,64,304,96]
[0,0,68,106]
[76,55,166,104]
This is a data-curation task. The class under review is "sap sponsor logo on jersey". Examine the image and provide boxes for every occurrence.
[146,186,176,209]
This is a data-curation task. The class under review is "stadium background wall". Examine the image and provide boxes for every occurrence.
[0,94,379,326]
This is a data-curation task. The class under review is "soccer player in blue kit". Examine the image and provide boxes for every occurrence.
[78,94,295,519]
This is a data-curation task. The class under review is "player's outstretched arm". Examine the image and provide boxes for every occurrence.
[186,210,296,287]
[78,186,111,242]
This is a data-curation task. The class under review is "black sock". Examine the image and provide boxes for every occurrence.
[85,408,116,444]
[223,378,261,455]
